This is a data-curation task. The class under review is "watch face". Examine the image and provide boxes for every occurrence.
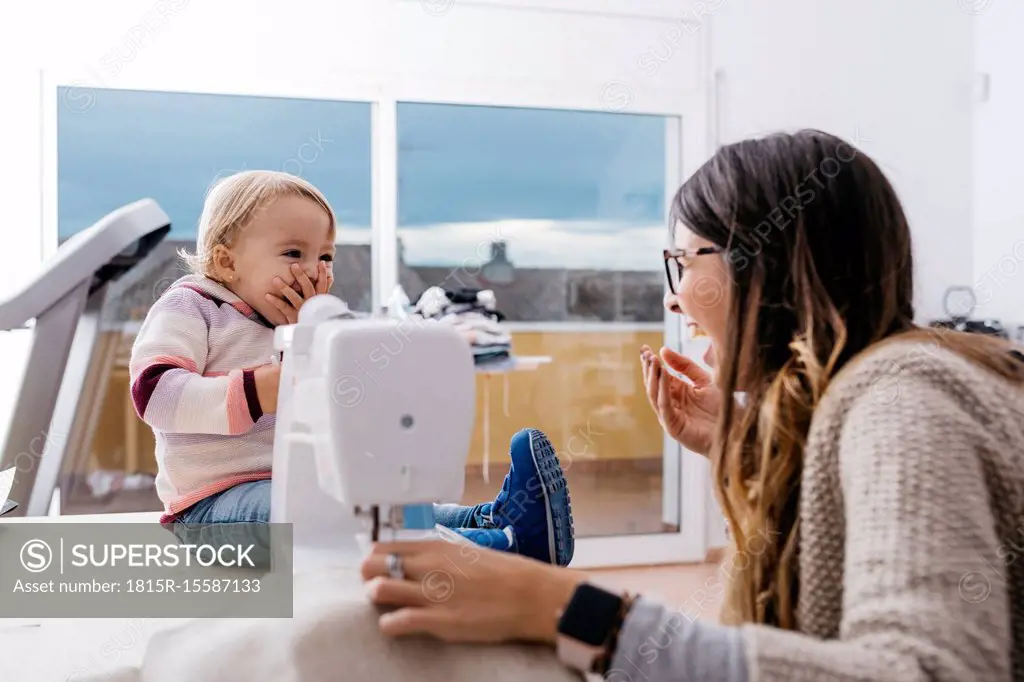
[558,583,623,646]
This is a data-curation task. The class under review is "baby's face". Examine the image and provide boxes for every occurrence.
[226,194,336,321]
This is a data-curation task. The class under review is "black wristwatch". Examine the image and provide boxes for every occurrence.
[555,583,634,674]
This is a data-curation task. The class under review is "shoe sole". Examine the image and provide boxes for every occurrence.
[524,428,575,566]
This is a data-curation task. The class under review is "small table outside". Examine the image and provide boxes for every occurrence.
[474,355,553,483]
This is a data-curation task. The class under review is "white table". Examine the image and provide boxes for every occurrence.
[1,511,161,524]
[1,511,373,679]
[474,355,551,374]
[475,355,552,483]
[0,512,176,680]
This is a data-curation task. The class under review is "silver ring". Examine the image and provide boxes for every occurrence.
[386,553,405,580]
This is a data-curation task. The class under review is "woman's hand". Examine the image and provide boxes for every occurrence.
[641,345,722,456]
[264,262,334,325]
[361,538,585,645]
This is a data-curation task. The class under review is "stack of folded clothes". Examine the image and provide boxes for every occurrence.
[411,286,512,364]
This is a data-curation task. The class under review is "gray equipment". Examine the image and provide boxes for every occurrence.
[0,199,170,516]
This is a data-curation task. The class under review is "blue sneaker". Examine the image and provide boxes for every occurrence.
[489,428,574,566]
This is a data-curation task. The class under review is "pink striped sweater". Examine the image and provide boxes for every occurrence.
[129,275,278,519]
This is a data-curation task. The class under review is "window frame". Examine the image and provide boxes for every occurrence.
[40,27,713,566]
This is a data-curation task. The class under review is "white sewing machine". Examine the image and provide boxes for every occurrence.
[270,295,477,557]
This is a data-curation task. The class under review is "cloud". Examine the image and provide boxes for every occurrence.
[397,219,664,271]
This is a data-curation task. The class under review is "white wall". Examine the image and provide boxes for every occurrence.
[696,0,978,551]
[712,0,976,324]
[973,1,1024,333]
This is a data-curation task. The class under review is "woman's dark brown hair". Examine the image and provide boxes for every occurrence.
[671,129,1024,629]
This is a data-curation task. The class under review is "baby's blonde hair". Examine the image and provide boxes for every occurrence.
[180,170,336,278]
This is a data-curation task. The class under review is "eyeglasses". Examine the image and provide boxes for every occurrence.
[663,247,724,294]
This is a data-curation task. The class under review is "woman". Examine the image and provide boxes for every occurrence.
[361,130,1024,681]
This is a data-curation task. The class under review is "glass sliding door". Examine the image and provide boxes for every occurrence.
[396,102,680,539]
[47,82,697,561]
[52,86,372,514]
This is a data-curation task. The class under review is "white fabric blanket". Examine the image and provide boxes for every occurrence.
[76,567,581,682]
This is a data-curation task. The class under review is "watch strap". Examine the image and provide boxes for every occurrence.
[555,635,605,673]
[555,584,636,674]
[592,591,636,674]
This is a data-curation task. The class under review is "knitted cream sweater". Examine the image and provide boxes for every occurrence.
[740,339,1024,681]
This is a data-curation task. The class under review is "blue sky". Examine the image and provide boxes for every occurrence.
[57,87,668,270]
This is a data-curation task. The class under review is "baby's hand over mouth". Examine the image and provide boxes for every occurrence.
[265,262,335,325]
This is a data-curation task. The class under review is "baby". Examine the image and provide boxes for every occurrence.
[129,170,574,566]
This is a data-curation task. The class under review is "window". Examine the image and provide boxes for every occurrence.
[49,86,689,549]
[397,103,676,538]
[53,87,371,513]
[57,87,373,315]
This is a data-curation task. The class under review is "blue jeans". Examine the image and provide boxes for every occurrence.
[176,480,273,524]
[177,480,494,531]
[432,502,491,529]
[169,481,275,568]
